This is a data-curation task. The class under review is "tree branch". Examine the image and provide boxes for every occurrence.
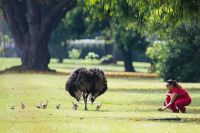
[26,0,41,24]
[11,0,28,34]
[26,0,42,44]
[42,0,76,31]
[2,1,22,43]
[41,0,76,40]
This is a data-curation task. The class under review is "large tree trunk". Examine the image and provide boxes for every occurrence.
[121,49,135,72]
[16,34,51,70]
[1,0,76,71]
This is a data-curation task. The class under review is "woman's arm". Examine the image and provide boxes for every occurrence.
[158,93,178,111]
[165,90,171,96]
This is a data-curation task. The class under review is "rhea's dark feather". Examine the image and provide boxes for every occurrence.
[89,68,108,97]
[66,68,87,100]
[65,67,108,110]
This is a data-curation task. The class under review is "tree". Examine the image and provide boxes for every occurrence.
[112,25,148,72]
[49,5,86,63]
[85,0,200,25]
[101,21,148,72]
[49,5,110,63]
[146,23,200,82]
[85,0,200,40]
[48,20,68,63]
[0,0,76,71]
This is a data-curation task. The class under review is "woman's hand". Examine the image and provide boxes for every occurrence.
[157,107,165,111]
[158,93,178,112]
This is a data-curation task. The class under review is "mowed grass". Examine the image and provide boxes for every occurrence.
[1,73,200,133]
[0,57,150,73]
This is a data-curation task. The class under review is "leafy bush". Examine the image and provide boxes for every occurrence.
[0,47,4,53]
[146,42,167,73]
[67,41,105,59]
[146,24,200,82]
[68,48,81,60]
[100,55,113,61]
[85,52,99,60]
[100,55,116,64]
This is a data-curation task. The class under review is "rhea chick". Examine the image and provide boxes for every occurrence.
[96,104,102,111]
[11,106,15,110]
[36,101,42,109]
[56,104,61,109]
[43,101,48,109]
[72,102,78,110]
[21,102,25,109]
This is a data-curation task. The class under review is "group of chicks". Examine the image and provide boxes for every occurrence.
[36,101,49,109]
[72,102,102,111]
[11,101,102,111]
[10,101,49,110]
[10,102,25,110]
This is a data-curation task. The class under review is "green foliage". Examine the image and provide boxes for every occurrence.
[113,25,149,52]
[100,54,116,64]
[100,54,113,62]
[85,52,99,60]
[68,48,81,60]
[63,6,86,39]
[0,47,4,56]
[85,0,200,35]
[49,21,68,62]
[67,41,105,59]
[49,6,85,61]
[146,42,168,73]
[146,23,200,82]
[101,22,149,71]
[49,4,110,61]
[85,0,200,22]
[84,0,146,32]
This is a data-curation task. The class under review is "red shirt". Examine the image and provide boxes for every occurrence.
[170,87,191,99]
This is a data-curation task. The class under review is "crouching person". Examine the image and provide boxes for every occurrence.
[158,79,191,113]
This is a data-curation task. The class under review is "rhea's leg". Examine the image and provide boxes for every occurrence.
[83,92,89,111]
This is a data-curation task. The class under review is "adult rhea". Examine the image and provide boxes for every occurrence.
[66,68,107,110]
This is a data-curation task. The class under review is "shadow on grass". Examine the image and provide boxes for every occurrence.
[84,109,110,112]
[109,88,200,93]
[0,65,56,74]
[109,89,165,93]
[65,114,200,124]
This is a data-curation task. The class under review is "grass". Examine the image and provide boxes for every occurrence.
[1,73,200,133]
[0,57,150,73]
[1,58,200,132]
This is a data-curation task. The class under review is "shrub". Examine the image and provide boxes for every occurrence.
[100,55,116,64]
[68,48,81,60]
[85,52,99,60]
[146,24,200,82]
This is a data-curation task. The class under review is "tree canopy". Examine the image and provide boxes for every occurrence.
[85,0,200,33]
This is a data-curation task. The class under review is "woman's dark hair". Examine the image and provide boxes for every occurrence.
[167,79,182,88]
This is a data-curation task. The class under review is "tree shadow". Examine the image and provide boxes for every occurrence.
[109,88,200,93]
[0,65,56,74]
[109,89,165,93]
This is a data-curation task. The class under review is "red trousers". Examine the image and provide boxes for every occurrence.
[164,96,191,113]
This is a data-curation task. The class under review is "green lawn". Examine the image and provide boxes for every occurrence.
[0,73,200,133]
[0,57,150,73]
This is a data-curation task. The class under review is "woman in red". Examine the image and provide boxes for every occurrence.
[158,79,191,113]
